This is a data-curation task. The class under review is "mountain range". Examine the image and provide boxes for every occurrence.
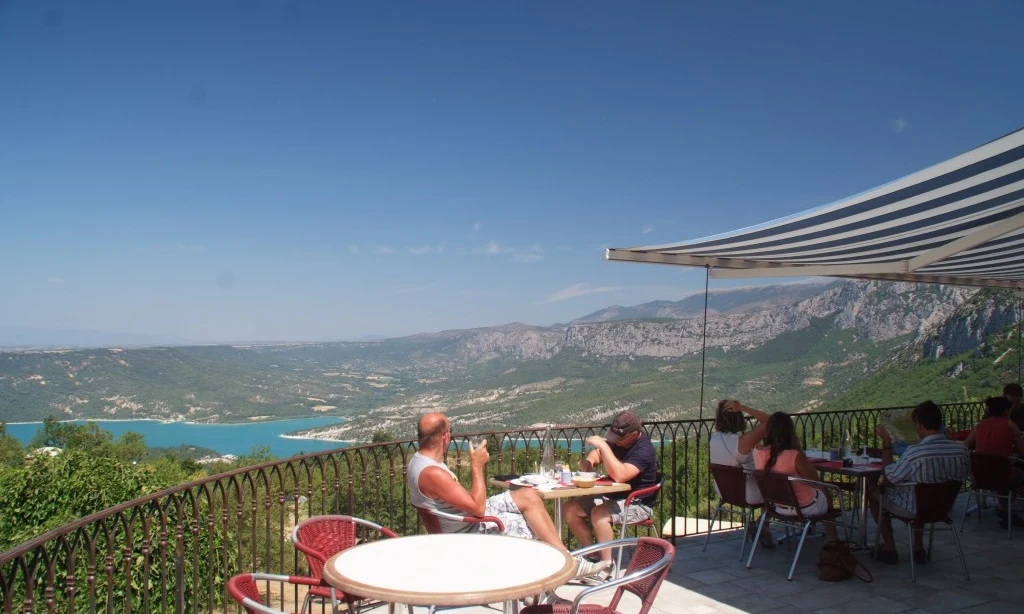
[0,280,1018,443]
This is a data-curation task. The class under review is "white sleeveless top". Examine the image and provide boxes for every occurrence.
[407,452,475,534]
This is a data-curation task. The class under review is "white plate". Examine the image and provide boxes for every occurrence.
[513,474,555,487]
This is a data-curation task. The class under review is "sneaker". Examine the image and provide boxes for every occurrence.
[572,556,612,579]
[580,561,616,585]
[538,592,571,606]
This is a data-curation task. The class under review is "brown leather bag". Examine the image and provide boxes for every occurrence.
[817,541,872,582]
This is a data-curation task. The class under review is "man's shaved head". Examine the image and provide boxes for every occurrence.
[417,412,450,449]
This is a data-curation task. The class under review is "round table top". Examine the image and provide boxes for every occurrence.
[322,533,576,606]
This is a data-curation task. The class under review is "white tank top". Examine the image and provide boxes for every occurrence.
[407,452,475,534]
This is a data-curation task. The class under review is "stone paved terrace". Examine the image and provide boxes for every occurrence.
[450,495,1022,614]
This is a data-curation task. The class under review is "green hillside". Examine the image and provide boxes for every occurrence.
[828,323,1022,409]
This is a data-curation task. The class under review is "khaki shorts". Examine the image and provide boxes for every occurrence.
[576,496,654,525]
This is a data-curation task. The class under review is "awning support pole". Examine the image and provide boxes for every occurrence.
[699,266,710,422]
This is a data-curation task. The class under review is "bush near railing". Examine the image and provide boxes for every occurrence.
[0,402,985,613]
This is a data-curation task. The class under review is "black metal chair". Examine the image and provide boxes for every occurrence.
[704,464,764,561]
[960,452,1016,538]
[746,471,849,580]
[876,480,969,582]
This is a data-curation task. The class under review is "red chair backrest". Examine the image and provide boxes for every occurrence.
[611,537,675,614]
[753,471,802,513]
[971,452,1012,491]
[709,464,751,507]
[226,574,263,614]
[415,507,443,534]
[294,516,359,579]
[913,481,962,524]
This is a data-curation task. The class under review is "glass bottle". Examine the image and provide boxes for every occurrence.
[842,429,852,459]
[540,424,555,477]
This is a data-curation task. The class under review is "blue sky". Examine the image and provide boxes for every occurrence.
[2,1,1022,342]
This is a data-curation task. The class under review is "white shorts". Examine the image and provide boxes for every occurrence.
[774,489,827,517]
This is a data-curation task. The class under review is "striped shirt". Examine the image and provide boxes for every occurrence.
[884,434,970,513]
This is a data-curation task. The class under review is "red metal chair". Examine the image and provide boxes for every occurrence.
[521,537,674,614]
[960,452,1016,538]
[704,464,763,561]
[746,472,850,580]
[227,572,326,614]
[611,475,662,575]
[876,481,969,582]
[414,505,505,534]
[291,515,398,614]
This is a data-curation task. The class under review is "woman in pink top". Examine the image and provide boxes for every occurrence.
[752,412,839,542]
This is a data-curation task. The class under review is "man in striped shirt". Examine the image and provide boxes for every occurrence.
[870,401,970,565]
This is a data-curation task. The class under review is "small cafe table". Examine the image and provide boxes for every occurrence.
[811,458,884,549]
[322,533,576,614]
[489,476,631,534]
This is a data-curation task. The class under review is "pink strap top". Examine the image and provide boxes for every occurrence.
[753,447,816,507]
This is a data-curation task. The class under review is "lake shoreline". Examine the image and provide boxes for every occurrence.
[5,416,353,457]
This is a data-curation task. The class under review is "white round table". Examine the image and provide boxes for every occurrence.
[322,533,576,610]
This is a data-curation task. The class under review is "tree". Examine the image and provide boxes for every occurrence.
[372,430,396,443]
[0,422,24,468]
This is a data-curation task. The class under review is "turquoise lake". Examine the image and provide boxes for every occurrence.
[5,417,349,458]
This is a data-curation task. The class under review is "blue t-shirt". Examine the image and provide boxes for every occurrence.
[609,434,659,506]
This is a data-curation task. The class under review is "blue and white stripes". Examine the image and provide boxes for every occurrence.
[607,127,1024,289]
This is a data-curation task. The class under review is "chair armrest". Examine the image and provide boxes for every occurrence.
[788,476,850,500]
[292,540,328,568]
[570,537,638,559]
[624,482,661,507]
[567,547,674,614]
[428,509,506,533]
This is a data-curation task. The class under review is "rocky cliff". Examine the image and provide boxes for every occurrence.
[562,281,975,357]
[920,290,1019,359]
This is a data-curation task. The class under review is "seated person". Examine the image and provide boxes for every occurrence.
[408,412,609,581]
[871,401,970,564]
[752,412,840,542]
[710,400,775,548]
[965,396,1024,527]
[563,410,658,571]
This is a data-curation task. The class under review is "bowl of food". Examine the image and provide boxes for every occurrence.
[571,472,598,488]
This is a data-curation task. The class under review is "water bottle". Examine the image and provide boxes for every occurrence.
[842,429,852,460]
[540,424,555,477]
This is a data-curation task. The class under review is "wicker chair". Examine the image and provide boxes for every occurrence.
[227,572,326,614]
[291,515,399,614]
[521,537,674,614]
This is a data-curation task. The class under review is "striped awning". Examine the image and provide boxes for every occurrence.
[607,127,1024,290]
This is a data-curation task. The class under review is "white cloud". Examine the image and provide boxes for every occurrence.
[537,283,623,304]
[347,245,360,254]
[407,244,445,255]
[47,276,65,285]
[511,245,545,263]
[473,241,544,263]
[890,117,910,133]
[641,225,655,234]
[372,245,394,255]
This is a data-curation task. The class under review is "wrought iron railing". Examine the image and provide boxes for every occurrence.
[0,402,985,613]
